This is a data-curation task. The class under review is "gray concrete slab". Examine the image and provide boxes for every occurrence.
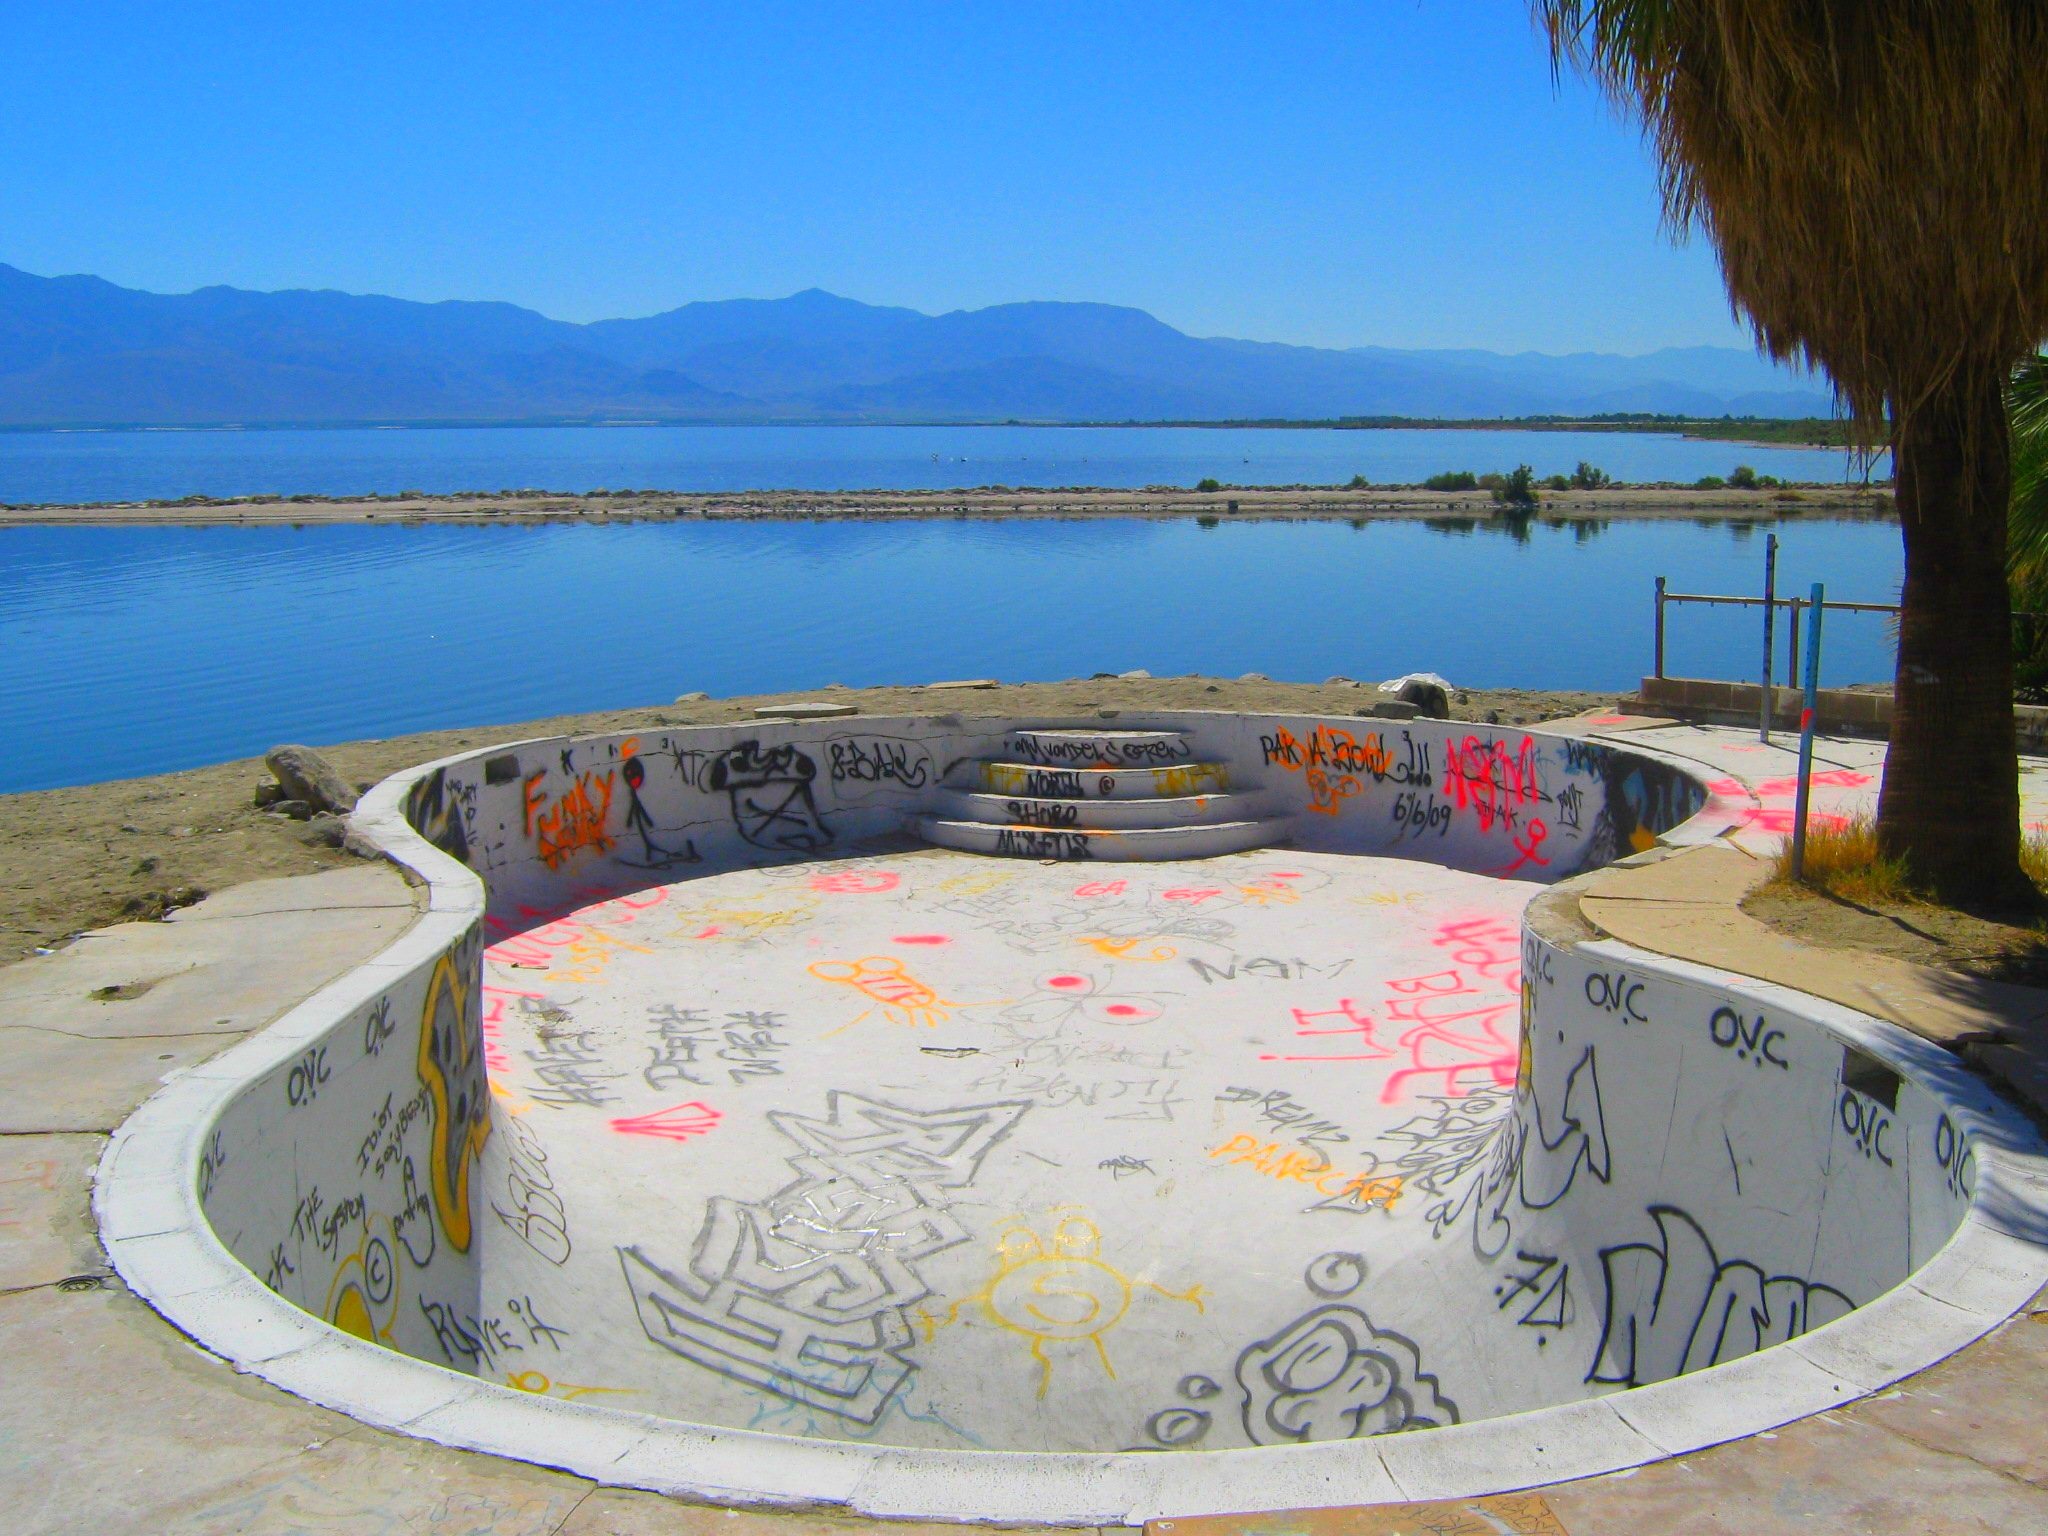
[1537,1407,2048,1535]
[0,1281,362,1535]
[555,1487,1101,1535]
[0,869,414,1042]
[0,1022,241,1134]
[141,1422,594,1536]
[0,1133,106,1290]
[0,868,416,1133]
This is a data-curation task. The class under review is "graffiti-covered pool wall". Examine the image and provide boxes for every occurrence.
[118,710,2045,1521]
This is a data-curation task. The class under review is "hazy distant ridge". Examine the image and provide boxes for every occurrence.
[0,264,1833,426]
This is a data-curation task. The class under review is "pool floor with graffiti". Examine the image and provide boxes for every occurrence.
[470,845,1540,1451]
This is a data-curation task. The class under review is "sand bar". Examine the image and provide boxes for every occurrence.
[0,482,1894,527]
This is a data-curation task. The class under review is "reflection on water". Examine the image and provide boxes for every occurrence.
[0,515,1903,793]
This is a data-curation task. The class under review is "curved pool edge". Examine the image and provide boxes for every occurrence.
[92,719,2048,1527]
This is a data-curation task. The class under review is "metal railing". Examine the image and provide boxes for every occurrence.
[1652,576,2048,692]
[1653,577,1902,691]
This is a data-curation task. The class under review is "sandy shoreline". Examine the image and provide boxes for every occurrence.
[0,676,1624,957]
[0,482,1894,527]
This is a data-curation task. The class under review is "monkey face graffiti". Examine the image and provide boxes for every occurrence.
[417,950,490,1252]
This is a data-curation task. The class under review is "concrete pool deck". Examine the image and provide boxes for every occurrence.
[6,717,2048,1532]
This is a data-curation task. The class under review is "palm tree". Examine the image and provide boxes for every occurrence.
[1538,3,2048,904]
[2005,356,2048,697]
[2008,357,2048,601]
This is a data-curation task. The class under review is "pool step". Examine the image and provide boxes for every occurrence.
[916,817,1283,862]
[961,759,1231,800]
[930,788,1265,830]
[999,728,1198,770]
[918,727,1279,860]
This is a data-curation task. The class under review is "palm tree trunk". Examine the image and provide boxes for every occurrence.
[1877,364,2028,906]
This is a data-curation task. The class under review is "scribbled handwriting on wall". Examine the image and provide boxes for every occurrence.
[1009,733,1191,768]
[995,828,1093,859]
[1214,1085,1355,1149]
[491,1111,571,1265]
[1378,1087,1520,1258]
[1443,734,1552,872]
[620,1094,1029,1425]
[826,735,935,794]
[1207,1133,1403,1212]
[1261,998,1393,1065]
[1589,1205,1852,1386]
[1259,724,1409,816]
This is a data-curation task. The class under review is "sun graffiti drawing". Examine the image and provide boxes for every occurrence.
[936,1207,1206,1396]
[806,954,998,1032]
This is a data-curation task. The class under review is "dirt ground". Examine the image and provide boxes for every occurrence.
[0,482,1894,527]
[1743,881,2048,986]
[0,676,1619,959]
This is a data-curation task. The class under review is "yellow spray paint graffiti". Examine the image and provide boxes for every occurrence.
[505,1370,633,1402]
[325,1221,402,1343]
[1149,762,1229,796]
[419,949,491,1252]
[1074,935,1178,963]
[1517,979,1535,1098]
[673,897,818,944]
[938,1208,1206,1396]
[1207,1133,1404,1211]
[806,955,988,1031]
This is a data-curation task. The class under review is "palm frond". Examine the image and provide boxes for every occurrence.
[1537,1,2048,460]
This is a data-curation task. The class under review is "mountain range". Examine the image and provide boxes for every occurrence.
[0,263,1833,427]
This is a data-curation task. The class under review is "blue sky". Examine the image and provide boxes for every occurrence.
[0,2,1749,354]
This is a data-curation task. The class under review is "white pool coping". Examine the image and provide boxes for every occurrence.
[94,732,2048,1526]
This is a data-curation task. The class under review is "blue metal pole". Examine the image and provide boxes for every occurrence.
[1791,582,1825,880]
[1759,533,1778,742]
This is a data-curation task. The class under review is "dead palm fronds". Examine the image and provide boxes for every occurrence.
[1539,2,2048,903]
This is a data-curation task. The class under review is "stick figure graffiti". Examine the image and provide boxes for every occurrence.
[617,749,699,869]
[708,740,834,851]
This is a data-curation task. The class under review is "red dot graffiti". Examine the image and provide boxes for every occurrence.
[809,871,901,895]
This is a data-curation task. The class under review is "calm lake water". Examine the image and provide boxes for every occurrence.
[0,423,1869,504]
[1,515,1901,793]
